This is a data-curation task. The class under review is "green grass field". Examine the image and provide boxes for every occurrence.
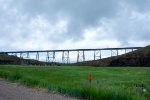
[0,65,149,100]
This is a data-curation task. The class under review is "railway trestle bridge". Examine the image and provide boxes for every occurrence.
[1,47,142,63]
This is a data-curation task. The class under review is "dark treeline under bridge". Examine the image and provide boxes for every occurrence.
[1,47,142,63]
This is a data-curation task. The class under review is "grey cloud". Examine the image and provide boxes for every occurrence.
[114,8,150,45]
[0,0,150,51]
[124,0,150,13]
[9,0,120,41]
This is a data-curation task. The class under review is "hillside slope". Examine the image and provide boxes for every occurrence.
[0,53,45,65]
[75,45,150,67]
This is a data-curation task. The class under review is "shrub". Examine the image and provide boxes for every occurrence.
[20,77,39,87]
[10,71,22,81]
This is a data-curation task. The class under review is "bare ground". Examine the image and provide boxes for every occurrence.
[0,78,78,100]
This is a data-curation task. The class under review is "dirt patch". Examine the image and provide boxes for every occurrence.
[0,78,78,100]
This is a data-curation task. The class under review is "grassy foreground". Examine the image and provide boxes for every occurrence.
[0,65,149,100]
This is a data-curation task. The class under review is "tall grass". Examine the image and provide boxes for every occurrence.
[0,65,149,100]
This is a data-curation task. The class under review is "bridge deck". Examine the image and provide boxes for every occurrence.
[1,47,142,53]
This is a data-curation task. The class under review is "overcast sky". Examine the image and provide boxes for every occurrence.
[0,0,150,51]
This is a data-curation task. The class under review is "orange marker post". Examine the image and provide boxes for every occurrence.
[88,73,92,85]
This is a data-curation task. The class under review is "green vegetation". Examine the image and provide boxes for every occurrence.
[0,65,149,100]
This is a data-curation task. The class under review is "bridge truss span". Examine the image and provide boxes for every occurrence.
[1,47,142,64]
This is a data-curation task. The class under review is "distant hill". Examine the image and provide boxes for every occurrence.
[0,53,45,65]
[0,53,61,66]
[75,45,150,67]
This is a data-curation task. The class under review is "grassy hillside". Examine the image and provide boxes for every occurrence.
[0,53,46,65]
[0,53,21,64]
[109,45,150,66]
[0,65,149,100]
[75,45,150,67]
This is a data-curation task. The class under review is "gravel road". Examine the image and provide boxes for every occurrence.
[0,79,78,100]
